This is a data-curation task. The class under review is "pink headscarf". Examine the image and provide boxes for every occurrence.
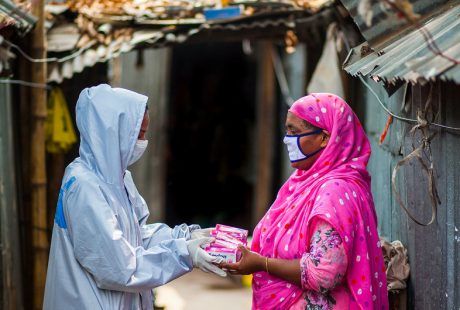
[251,93,388,309]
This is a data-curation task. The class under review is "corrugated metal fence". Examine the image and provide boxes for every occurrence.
[0,83,23,310]
[355,78,460,309]
[117,48,171,223]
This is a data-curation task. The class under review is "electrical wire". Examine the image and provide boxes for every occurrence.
[358,76,416,124]
[336,22,460,132]
[0,79,50,89]
[3,37,96,63]
[2,7,459,132]
[358,75,460,131]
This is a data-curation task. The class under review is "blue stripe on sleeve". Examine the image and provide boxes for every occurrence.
[55,176,76,229]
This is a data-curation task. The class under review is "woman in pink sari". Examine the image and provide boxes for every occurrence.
[221,93,388,309]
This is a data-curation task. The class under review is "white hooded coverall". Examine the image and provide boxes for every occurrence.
[44,84,197,309]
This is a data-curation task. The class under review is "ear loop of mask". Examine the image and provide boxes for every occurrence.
[285,129,324,163]
[297,146,324,162]
[293,129,323,153]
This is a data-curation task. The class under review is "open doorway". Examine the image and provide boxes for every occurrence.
[166,41,257,230]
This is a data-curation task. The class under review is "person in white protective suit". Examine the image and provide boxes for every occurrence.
[43,84,226,310]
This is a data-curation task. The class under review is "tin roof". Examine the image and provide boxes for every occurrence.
[339,0,451,45]
[0,0,36,34]
[43,0,334,82]
[0,0,36,75]
[343,2,460,84]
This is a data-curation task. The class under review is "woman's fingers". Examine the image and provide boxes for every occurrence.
[238,245,251,254]
[219,247,253,274]
[219,262,241,275]
[220,262,239,270]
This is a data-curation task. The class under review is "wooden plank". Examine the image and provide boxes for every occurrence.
[400,83,445,309]
[423,82,447,309]
[17,51,33,310]
[442,81,460,309]
[253,41,276,227]
[30,0,49,308]
[0,84,23,310]
[361,78,394,238]
[355,79,460,309]
[46,154,64,235]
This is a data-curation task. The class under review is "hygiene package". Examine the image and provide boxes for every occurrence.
[204,224,248,263]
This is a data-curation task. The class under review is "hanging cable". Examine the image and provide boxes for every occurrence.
[0,79,51,89]
[357,75,460,131]
[2,37,96,63]
[337,23,460,132]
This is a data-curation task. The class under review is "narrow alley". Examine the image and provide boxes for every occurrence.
[156,271,252,310]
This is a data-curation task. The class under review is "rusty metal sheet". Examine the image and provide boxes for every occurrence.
[343,3,460,84]
[355,78,460,309]
[339,0,451,45]
[0,0,36,33]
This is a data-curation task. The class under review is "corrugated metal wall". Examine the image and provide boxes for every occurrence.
[0,83,23,310]
[117,48,171,223]
[356,78,460,309]
[281,45,307,181]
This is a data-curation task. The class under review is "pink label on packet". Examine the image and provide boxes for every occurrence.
[206,247,240,263]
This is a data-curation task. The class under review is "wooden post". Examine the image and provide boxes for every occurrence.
[46,153,64,237]
[253,42,276,227]
[30,0,48,308]
[0,84,24,310]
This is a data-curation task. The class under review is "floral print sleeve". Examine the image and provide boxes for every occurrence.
[300,219,347,293]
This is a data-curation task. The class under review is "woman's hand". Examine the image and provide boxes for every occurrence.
[219,245,265,275]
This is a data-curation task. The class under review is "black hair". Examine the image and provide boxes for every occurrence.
[302,120,322,131]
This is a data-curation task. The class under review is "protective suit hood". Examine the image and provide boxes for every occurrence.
[76,84,147,185]
[44,84,195,310]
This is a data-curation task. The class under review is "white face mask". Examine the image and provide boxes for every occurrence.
[283,129,323,163]
[128,139,148,166]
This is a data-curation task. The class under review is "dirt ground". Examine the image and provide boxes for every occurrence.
[155,269,252,310]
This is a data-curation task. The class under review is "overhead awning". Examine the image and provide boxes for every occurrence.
[45,0,335,83]
[0,0,36,34]
[343,2,460,84]
[0,0,36,76]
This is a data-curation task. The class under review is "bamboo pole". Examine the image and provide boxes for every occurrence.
[30,0,48,308]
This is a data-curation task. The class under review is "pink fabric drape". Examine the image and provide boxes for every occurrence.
[251,93,388,309]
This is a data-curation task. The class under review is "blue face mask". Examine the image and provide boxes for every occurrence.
[283,129,323,163]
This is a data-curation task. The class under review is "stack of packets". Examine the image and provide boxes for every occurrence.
[203,224,248,263]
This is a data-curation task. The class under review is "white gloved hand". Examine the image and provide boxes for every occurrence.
[191,227,214,240]
[186,237,227,277]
